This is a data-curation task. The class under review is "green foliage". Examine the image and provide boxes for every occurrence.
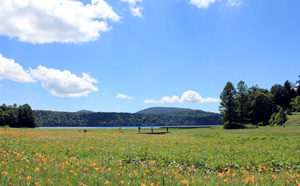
[269,107,287,126]
[220,76,300,129]
[34,109,223,127]
[250,92,274,125]
[236,81,250,124]
[0,103,38,128]
[270,84,290,109]
[219,82,237,127]
[291,96,300,112]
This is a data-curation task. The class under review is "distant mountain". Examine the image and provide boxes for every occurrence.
[136,107,193,114]
[136,107,217,117]
[77,109,93,113]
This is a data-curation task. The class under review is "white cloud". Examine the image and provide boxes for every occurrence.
[116,93,133,99]
[0,54,35,82]
[161,95,180,104]
[143,99,159,103]
[144,90,219,104]
[190,0,216,9]
[121,0,142,6]
[129,6,143,18]
[0,0,120,44]
[30,65,98,97]
[227,0,244,7]
[121,0,143,18]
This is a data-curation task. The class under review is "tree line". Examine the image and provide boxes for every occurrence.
[34,110,222,127]
[219,76,300,129]
[0,104,38,128]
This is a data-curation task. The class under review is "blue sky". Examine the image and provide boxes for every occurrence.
[0,0,299,113]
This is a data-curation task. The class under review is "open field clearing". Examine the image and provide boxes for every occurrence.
[1,126,300,185]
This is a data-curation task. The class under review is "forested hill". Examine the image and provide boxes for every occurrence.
[136,107,193,114]
[34,107,223,127]
[136,107,216,116]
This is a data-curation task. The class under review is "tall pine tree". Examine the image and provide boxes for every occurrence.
[219,82,237,128]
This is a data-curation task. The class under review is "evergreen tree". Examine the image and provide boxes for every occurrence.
[236,81,249,124]
[284,80,297,99]
[270,84,290,109]
[219,82,237,128]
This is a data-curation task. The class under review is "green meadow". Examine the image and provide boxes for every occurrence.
[1,123,300,185]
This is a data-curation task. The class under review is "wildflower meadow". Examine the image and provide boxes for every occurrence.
[1,126,299,185]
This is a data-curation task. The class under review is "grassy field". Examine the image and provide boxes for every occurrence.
[1,125,300,185]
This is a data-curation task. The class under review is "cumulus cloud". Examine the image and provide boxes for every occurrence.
[116,93,133,99]
[121,0,143,18]
[189,0,216,9]
[144,90,219,104]
[227,0,244,7]
[0,54,35,82]
[0,0,120,44]
[161,95,180,104]
[30,65,98,97]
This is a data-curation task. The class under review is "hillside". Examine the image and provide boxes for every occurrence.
[285,112,300,126]
[34,107,223,127]
[77,109,93,113]
[136,107,193,114]
[136,107,218,117]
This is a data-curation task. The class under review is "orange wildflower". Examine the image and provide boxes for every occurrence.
[181,180,188,184]
[105,180,109,184]
[27,176,31,180]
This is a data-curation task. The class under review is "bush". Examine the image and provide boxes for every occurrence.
[223,122,246,129]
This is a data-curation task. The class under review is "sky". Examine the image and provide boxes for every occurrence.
[0,0,300,113]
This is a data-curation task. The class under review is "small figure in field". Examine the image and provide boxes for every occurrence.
[283,125,285,128]
[167,125,169,133]
[84,129,87,133]
[151,126,153,133]
[138,126,141,133]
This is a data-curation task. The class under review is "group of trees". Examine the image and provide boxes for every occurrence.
[34,110,222,127]
[219,76,300,129]
[0,103,38,128]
